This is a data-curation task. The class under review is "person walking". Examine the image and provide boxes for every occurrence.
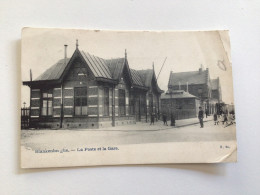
[198,107,204,128]
[150,112,155,125]
[222,113,228,126]
[213,112,218,125]
[162,113,168,126]
[205,109,209,118]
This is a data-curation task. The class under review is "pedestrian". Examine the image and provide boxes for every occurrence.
[150,112,155,125]
[222,113,228,126]
[228,113,234,125]
[162,113,168,126]
[217,114,221,124]
[213,112,218,125]
[198,106,204,128]
[205,109,209,118]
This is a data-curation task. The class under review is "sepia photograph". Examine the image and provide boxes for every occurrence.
[20,28,237,168]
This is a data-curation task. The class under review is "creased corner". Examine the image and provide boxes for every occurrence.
[211,145,237,163]
[217,31,232,68]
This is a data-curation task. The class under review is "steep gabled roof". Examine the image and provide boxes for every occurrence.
[137,69,163,93]
[80,51,112,79]
[161,90,198,99]
[168,69,208,87]
[130,69,144,86]
[34,58,70,81]
[137,69,153,87]
[23,48,162,94]
[106,58,125,80]
[32,50,114,83]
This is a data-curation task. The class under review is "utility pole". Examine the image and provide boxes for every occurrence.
[157,57,167,80]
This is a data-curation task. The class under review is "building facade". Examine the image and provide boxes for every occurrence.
[211,77,222,102]
[161,90,200,120]
[167,67,222,116]
[23,43,163,129]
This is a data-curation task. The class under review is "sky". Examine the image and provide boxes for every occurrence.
[21,28,234,106]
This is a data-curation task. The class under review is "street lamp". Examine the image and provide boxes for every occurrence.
[23,102,26,108]
[170,89,175,126]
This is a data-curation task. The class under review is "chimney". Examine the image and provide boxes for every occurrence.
[76,39,79,49]
[30,69,32,81]
[199,64,203,74]
[64,44,68,62]
[125,49,127,59]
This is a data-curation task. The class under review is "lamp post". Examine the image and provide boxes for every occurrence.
[170,89,175,126]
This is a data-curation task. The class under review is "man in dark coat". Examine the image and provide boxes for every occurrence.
[198,107,204,128]
[150,112,155,125]
[162,113,168,126]
[205,109,209,118]
[213,112,218,125]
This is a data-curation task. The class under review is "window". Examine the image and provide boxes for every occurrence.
[73,64,87,80]
[119,89,126,116]
[198,88,203,96]
[41,89,53,116]
[74,87,88,116]
[104,88,109,116]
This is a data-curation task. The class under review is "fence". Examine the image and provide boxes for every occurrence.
[21,107,30,129]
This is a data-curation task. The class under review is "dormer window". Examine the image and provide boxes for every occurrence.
[78,72,87,76]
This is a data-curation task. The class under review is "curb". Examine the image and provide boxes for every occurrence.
[175,119,213,128]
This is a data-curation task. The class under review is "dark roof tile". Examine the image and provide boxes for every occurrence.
[137,69,153,87]
[30,49,162,93]
[34,58,70,81]
[161,90,197,99]
[105,58,125,80]
[130,69,144,86]
[169,69,208,86]
[80,51,112,79]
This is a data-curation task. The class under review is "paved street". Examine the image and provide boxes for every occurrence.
[21,119,236,151]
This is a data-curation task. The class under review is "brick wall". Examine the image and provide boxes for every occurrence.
[161,98,197,120]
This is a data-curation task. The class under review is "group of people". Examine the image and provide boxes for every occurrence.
[150,107,235,128]
[149,112,169,126]
[198,107,236,128]
[213,112,235,126]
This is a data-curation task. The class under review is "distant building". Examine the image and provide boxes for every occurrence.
[23,41,163,129]
[161,90,200,120]
[167,67,221,116]
[211,77,222,103]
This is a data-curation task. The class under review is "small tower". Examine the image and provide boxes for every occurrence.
[76,39,79,49]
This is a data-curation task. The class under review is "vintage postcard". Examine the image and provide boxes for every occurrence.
[21,28,237,168]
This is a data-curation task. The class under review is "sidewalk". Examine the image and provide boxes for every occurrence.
[94,116,213,131]
[175,116,212,128]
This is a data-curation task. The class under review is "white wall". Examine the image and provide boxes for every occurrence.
[1,0,260,194]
